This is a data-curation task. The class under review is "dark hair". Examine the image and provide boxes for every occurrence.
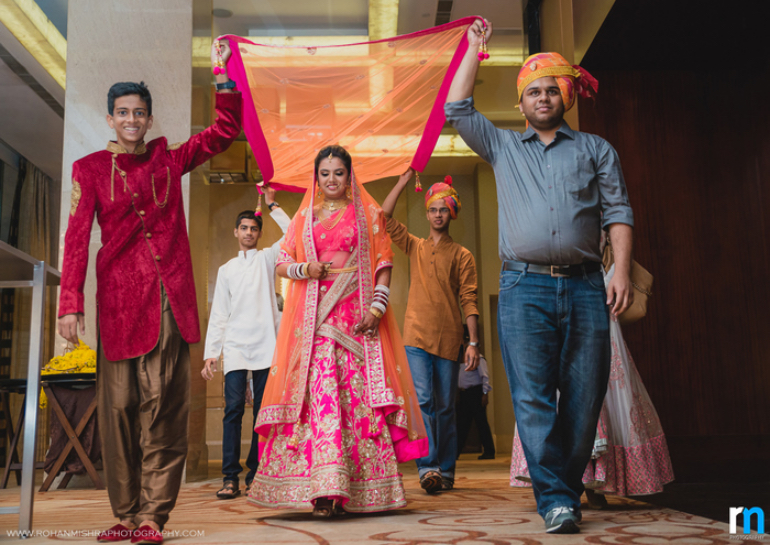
[107,81,152,116]
[235,210,262,230]
[314,145,352,179]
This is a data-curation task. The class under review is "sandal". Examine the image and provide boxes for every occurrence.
[585,489,608,510]
[216,480,241,499]
[244,481,253,496]
[420,471,442,495]
[312,498,335,518]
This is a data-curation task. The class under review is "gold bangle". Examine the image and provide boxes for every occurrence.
[369,307,383,319]
[302,263,310,278]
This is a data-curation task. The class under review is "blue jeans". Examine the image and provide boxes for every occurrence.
[222,368,269,486]
[497,267,610,518]
[405,346,459,480]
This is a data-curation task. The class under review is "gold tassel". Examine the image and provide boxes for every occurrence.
[415,171,422,192]
[255,183,264,216]
[255,192,262,216]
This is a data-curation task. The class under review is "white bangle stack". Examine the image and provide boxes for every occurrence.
[370,285,390,318]
[287,262,310,280]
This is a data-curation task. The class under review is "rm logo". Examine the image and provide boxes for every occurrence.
[730,507,765,535]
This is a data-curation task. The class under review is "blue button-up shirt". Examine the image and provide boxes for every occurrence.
[445,97,634,265]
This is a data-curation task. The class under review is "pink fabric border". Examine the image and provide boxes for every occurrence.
[221,16,482,190]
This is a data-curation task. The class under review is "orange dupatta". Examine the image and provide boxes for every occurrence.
[256,172,428,462]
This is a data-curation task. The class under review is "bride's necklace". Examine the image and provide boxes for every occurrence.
[322,198,349,212]
[320,210,346,231]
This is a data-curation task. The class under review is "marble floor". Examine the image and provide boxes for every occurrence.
[1,457,736,544]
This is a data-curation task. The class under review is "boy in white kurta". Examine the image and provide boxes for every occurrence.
[202,188,290,498]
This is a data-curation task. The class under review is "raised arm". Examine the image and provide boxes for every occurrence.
[444,18,502,166]
[381,168,413,218]
[212,39,235,93]
[168,39,242,174]
[446,18,492,103]
[265,187,291,234]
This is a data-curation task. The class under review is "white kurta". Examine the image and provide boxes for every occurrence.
[203,208,291,374]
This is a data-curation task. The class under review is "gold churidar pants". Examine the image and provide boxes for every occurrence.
[97,289,190,528]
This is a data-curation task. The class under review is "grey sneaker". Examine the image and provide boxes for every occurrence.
[571,506,583,524]
[544,506,580,534]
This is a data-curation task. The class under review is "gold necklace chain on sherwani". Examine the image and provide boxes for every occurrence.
[152,167,171,208]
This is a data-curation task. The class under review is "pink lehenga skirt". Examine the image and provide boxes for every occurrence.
[248,285,406,513]
[510,310,674,496]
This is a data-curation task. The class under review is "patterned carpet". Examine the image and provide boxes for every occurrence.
[1,458,735,544]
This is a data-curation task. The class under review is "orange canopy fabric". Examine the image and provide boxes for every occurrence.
[222,18,480,191]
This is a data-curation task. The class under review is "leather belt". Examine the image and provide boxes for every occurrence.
[502,260,602,278]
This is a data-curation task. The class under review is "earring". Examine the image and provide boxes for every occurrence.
[346,186,352,198]
[316,188,323,200]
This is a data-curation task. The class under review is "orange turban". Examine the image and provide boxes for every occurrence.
[516,52,598,111]
[425,176,461,220]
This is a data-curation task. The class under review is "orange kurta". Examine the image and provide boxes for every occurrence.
[386,217,478,361]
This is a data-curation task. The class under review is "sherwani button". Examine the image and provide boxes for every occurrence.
[155,255,161,261]
[133,193,139,198]
[146,233,152,239]
[139,210,146,216]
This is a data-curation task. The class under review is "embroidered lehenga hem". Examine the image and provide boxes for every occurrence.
[249,473,406,512]
[601,434,674,496]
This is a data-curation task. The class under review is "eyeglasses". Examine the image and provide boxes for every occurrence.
[428,208,450,216]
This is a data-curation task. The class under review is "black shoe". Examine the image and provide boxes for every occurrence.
[477,453,495,460]
[419,471,442,494]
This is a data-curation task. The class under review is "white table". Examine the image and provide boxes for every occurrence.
[0,241,61,536]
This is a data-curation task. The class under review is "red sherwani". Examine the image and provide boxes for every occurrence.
[59,92,242,361]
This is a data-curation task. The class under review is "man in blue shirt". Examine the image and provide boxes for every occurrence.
[445,18,634,534]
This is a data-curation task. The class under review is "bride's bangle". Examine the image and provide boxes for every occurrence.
[287,262,310,280]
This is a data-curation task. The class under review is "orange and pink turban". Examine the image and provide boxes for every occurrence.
[425,176,461,219]
[516,52,599,111]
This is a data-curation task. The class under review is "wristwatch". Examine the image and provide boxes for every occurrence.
[267,202,280,210]
[468,341,479,347]
[215,80,237,91]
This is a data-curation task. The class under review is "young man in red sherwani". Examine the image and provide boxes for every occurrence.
[58,40,242,545]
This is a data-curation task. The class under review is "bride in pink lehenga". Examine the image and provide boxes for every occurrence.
[510,265,674,503]
[248,145,427,517]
